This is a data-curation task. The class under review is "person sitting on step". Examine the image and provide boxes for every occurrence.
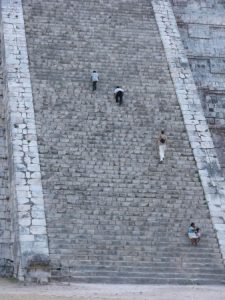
[188,222,199,246]
[195,227,201,243]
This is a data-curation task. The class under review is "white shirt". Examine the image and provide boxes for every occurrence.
[114,88,124,94]
[91,72,99,81]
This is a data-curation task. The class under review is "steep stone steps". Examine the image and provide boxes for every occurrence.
[22,0,225,284]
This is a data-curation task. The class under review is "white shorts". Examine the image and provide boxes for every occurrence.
[188,232,198,239]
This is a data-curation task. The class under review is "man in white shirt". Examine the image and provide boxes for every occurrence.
[114,86,124,105]
[91,71,99,91]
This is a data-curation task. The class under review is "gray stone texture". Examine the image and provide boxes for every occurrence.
[0,35,13,277]
[152,0,225,272]
[21,0,225,284]
[172,0,225,174]
[1,0,50,280]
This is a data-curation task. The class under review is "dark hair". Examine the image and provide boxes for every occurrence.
[190,222,195,227]
[116,86,120,88]
[161,130,164,134]
[93,70,96,73]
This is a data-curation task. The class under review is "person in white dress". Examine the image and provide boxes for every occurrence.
[158,130,167,162]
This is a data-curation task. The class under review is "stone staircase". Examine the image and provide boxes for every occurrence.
[172,0,225,175]
[21,0,225,284]
[0,38,13,277]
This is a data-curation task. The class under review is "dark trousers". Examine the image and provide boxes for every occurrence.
[115,91,123,105]
[92,81,97,91]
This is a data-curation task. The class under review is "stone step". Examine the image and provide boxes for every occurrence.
[48,240,220,250]
[51,274,225,285]
[52,261,225,272]
[63,269,225,278]
[48,240,221,251]
[51,255,223,265]
[52,258,224,273]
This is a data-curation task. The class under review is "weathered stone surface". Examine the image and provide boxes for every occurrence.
[0,29,13,278]
[0,0,224,284]
[25,253,50,283]
[1,0,50,280]
[172,0,225,175]
[20,0,225,284]
[153,0,225,270]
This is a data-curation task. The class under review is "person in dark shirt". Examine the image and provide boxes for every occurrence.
[114,86,124,105]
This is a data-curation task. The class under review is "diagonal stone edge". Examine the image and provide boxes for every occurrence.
[1,0,50,281]
[152,0,225,262]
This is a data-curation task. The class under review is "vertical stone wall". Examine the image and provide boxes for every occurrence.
[172,0,225,173]
[0,29,13,278]
[1,0,50,281]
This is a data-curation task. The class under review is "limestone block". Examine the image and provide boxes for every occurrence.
[188,24,210,39]
[20,235,35,242]
[210,58,225,74]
